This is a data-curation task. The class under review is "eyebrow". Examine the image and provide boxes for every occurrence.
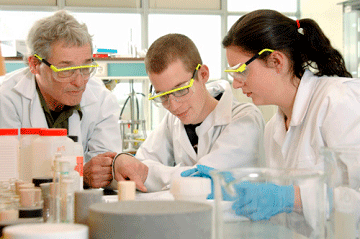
[155,80,189,94]
[56,58,93,66]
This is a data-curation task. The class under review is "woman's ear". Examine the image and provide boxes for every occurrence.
[266,51,286,74]
[28,56,40,75]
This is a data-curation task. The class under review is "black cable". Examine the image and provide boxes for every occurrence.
[120,95,131,119]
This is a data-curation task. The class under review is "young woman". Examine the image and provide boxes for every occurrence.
[222,8,360,235]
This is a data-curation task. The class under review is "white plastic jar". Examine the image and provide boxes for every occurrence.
[31,129,74,178]
[0,129,19,181]
[19,128,41,182]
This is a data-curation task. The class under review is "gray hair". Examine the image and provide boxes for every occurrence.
[25,10,93,65]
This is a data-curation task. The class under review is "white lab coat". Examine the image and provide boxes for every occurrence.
[136,80,265,192]
[265,70,360,235]
[0,67,122,162]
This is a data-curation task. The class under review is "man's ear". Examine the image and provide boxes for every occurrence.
[198,64,210,83]
[28,55,40,75]
[266,51,285,74]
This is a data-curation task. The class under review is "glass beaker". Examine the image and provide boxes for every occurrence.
[120,120,147,154]
[321,146,360,239]
[210,168,326,239]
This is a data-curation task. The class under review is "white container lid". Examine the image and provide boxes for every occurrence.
[3,223,88,239]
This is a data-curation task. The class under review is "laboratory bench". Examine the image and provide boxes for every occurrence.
[0,188,320,239]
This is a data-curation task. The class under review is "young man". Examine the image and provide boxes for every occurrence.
[113,33,265,192]
[0,11,121,188]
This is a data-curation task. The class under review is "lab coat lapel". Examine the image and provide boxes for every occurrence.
[196,86,232,158]
[68,82,99,142]
[13,71,48,128]
[175,120,197,162]
[277,70,318,168]
[68,111,82,142]
[29,96,48,128]
[290,70,318,126]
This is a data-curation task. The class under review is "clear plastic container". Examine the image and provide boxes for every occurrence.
[322,146,360,239]
[0,129,19,181]
[210,168,326,239]
[31,129,74,178]
[19,128,41,182]
[66,136,84,191]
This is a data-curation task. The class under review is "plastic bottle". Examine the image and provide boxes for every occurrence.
[68,136,84,191]
[31,129,74,178]
[0,179,19,222]
[19,128,41,182]
[0,129,19,181]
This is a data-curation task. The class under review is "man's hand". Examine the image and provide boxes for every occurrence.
[114,154,148,192]
[83,152,117,188]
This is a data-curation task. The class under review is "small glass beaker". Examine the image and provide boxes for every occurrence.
[210,168,326,239]
[322,146,360,239]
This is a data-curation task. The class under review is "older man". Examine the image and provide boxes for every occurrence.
[0,10,121,188]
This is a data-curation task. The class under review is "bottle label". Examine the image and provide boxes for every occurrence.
[74,156,84,176]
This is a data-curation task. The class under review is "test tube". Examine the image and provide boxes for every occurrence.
[52,154,62,223]
[59,160,74,223]
[60,179,74,223]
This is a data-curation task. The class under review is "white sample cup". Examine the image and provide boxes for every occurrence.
[118,181,136,201]
[20,188,36,208]
[170,177,211,202]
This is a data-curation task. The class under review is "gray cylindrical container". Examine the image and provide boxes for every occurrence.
[74,190,103,225]
[88,201,212,239]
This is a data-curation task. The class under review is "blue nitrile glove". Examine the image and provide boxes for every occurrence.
[231,181,294,221]
[181,165,236,200]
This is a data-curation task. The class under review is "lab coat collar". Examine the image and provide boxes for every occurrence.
[273,109,287,147]
[205,80,233,124]
[196,80,233,136]
[289,70,318,126]
[13,68,37,100]
[79,78,100,108]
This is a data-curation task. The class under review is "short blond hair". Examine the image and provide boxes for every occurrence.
[145,33,202,74]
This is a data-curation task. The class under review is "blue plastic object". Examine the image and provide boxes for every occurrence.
[181,165,236,200]
[231,181,295,221]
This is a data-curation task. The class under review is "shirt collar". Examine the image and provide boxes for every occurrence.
[35,81,83,120]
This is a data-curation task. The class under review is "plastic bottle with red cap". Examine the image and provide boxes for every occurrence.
[19,128,42,182]
[31,129,74,178]
[0,129,19,181]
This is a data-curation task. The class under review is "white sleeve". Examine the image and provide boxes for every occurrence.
[135,113,180,191]
[197,104,264,169]
[137,104,265,192]
[84,92,122,162]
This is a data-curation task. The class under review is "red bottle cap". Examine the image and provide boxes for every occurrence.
[0,129,18,135]
[39,129,67,136]
[20,128,42,135]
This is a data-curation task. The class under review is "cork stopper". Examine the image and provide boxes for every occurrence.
[117,181,136,201]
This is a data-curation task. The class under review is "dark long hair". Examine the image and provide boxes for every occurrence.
[222,9,352,79]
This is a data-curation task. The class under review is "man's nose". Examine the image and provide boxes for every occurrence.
[166,94,182,111]
[232,78,245,89]
[70,70,88,87]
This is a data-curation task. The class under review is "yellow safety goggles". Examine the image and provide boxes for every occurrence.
[34,54,99,82]
[148,64,201,103]
[225,49,274,79]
